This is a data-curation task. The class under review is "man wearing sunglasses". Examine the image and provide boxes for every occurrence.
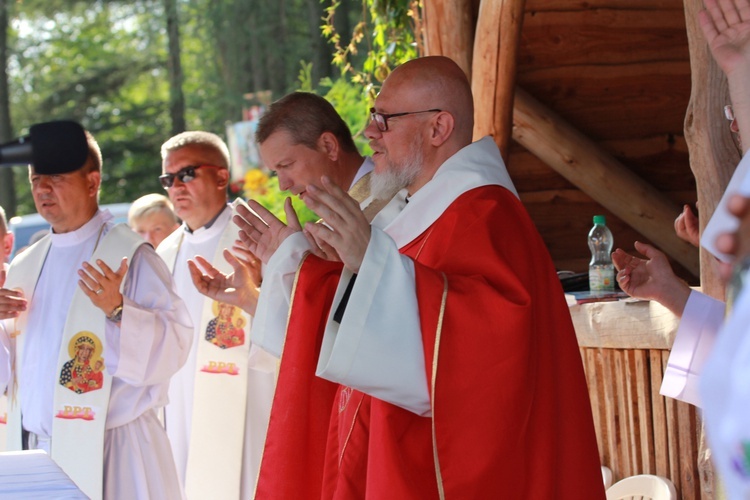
[155,131,276,500]
[237,56,604,498]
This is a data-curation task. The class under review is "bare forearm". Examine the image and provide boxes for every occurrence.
[654,276,692,318]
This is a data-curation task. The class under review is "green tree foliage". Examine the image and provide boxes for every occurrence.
[323,0,421,101]
[9,1,170,214]
[5,0,418,220]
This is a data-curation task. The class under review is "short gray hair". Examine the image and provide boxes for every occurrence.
[160,131,230,169]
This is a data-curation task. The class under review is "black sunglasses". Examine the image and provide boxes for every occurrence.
[159,165,223,189]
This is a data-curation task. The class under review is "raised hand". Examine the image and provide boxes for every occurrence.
[78,257,127,317]
[699,0,750,76]
[231,240,263,287]
[612,242,691,316]
[188,249,260,315]
[302,176,371,273]
[234,198,302,264]
[674,204,700,247]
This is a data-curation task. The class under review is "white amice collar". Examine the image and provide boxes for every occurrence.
[384,136,518,247]
[183,204,231,244]
[50,209,113,248]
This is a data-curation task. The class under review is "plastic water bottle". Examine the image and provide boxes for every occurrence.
[588,215,614,293]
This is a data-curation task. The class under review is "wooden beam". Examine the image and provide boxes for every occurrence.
[472,0,526,159]
[513,86,700,275]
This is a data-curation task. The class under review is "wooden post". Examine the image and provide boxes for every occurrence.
[471,0,526,160]
[422,0,474,78]
[513,86,700,275]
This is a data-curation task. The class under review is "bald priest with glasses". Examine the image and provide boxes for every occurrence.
[155,131,278,500]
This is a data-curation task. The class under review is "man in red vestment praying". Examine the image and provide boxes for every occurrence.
[234,56,605,499]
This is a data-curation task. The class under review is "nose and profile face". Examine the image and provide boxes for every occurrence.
[259,129,337,200]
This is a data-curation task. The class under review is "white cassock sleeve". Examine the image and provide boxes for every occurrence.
[660,290,724,407]
[104,245,193,385]
[251,232,312,358]
[315,228,431,416]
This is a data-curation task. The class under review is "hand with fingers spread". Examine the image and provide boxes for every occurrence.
[674,204,700,247]
[699,0,750,77]
[188,249,260,315]
[77,257,128,317]
[612,241,691,316]
[234,198,302,264]
[700,0,750,154]
[231,240,263,287]
[302,176,371,273]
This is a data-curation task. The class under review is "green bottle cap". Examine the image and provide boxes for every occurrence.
[593,215,606,225]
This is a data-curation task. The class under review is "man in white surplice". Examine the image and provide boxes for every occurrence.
[156,131,276,500]
[0,130,192,499]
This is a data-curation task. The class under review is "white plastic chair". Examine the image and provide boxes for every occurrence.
[605,474,677,500]
[601,466,613,489]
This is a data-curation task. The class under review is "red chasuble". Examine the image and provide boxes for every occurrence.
[256,186,605,499]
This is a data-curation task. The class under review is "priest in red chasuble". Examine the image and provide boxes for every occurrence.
[237,56,605,499]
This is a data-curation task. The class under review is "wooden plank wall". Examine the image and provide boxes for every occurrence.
[581,346,702,499]
[513,0,696,280]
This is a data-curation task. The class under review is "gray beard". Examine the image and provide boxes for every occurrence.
[370,140,423,200]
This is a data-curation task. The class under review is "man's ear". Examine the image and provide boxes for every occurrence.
[87,170,101,197]
[429,111,455,147]
[2,231,13,262]
[216,167,230,189]
[317,132,340,161]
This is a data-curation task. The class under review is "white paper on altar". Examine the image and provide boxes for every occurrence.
[0,450,86,499]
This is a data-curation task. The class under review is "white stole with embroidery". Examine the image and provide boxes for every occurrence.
[158,200,252,499]
[5,224,142,500]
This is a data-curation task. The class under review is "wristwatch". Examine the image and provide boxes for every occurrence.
[106,303,124,323]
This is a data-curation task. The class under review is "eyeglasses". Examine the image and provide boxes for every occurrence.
[369,107,442,132]
[159,165,223,189]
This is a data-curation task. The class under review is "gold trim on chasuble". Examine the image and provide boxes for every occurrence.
[431,274,449,500]
[409,224,447,498]
[338,394,365,468]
